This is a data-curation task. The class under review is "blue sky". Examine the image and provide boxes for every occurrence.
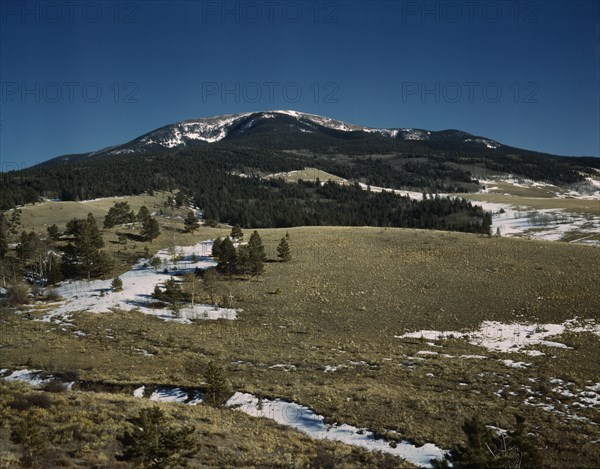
[1,0,599,169]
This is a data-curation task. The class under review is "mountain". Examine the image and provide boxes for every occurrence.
[45,110,505,163]
[2,110,598,215]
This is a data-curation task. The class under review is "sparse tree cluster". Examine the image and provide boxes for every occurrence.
[62,213,113,280]
[104,201,136,228]
[117,406,197,468]
[437,414,542,468]
[212,231,266,277]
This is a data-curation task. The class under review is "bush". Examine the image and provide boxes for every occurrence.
[10,393,52,411]
[8,283,30,305]
[117,406,198,468]
[43,288,62,302]
[43,380,68,393]
[110,276,124,292]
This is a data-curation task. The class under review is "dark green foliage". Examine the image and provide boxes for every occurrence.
[153,277,182,304]
[183,210,200,233]
[216,237,237,276]
[111,276,124,292]
[137,205,151,222]
[447,414,542,469]
[247,231,266,276]
[211,237,223,258]
[0,147,502,234]
[117,406,197,468]
[45,253,63,286]
[46,223,60,241]
[277,237,291,262]
[104,201,136,228]
[202,361,231,406]
[138,206,160,242]
[230,224,243,240]
[62,213,112,280]
[235,245,251,275]
[150,256,162,271]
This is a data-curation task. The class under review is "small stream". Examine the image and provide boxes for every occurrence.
[1,369,449,468]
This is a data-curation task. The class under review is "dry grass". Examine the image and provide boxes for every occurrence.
[2,222,599,467]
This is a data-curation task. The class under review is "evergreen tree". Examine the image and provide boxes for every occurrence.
[235,245,251,275]
[104,201,135,228]
[117,406,197,468]
[183,210,200,233]
[46,224,60,241]
[45,253,63,286]
[211,237,223,258]
[247,231,266,276]
[277,236,291,262]
[62,214,112,280]
[141,215,160,242]
[111,276,123,292]
[137,205,151,223]
[230,224,243,240]
[216,237,237,276]
[449,414,542,469]
[203,361,231,406]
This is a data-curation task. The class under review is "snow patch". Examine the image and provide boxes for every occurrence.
[226,392,448,467]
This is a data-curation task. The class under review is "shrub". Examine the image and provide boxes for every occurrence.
[8,283,30,305]
[43,380,68,393]
[43,288,62,302]
[10,393,52,411]
[110,276,124,292]
[117,406,197,468]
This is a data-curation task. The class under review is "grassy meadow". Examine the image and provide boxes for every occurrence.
[1,194,599,467]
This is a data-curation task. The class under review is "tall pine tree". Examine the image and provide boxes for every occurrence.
[277,236,291,262]
[247,231,266,276]
[138,206,160,241]
[184,211,200,233]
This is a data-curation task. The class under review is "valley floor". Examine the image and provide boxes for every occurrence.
[1,223,599,467]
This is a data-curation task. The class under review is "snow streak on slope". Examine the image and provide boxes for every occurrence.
[34,240,236,323]
[101,110,506,155]
[395,318,600,356]
[226,392,448,468]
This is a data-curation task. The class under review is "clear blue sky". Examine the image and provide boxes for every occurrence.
[1,0,599,169]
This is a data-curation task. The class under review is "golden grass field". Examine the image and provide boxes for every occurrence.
[1,194,600,467]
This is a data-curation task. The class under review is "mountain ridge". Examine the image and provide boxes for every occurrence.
[43,110,508,164]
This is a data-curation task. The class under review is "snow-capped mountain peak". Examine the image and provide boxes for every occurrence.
[84,110,505,158]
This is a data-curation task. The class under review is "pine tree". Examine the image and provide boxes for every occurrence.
[230,224,243,240]
[117,406,197,468]
[46,224,60,241]
[111,276,123,292]
[184,211,200,233]
[203,361,231,406]
[62,214,112,280]
[211,237,223,258]
[217,237,237,276]
[277,237,291,262]
[137,205,151,223]
[104,201,135,228]
[141,215,160,242]
[247,231,266,276]
[235,245,251,275]
[45,253,63,286]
